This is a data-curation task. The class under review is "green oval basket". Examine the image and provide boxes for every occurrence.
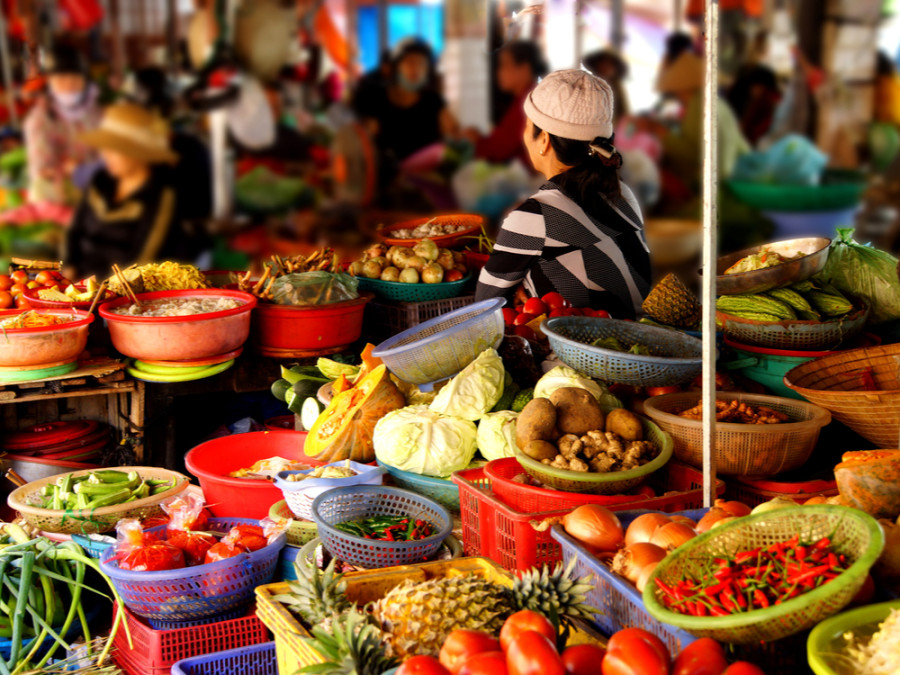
[643,506,885,644]
[355,274,471,302]
[807,599,900,674]
[269,500,318,547]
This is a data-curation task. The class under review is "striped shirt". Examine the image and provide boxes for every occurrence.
[475,179,652,319]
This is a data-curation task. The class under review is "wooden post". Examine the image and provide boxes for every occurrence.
[611,0,624,51]
[701,0,718,507]
[0,10,19,128]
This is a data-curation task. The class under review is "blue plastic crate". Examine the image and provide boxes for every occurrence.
[71,533,115,559]
[550,508,708,656]
[172,641,276,675]
[278,545,303,581]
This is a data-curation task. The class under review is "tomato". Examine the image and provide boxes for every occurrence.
[167,531,216,566]
[541,292,567,311]
[522,297,548,316]
[119,541,186,571]
[721,663,765,675]
[506,631,563,675]
[398,655,452,675]
[502,308,518,326]
[165,496,209,532]
[440,630,500,675]
[548,308,570,318]
[499,610,556,652]
[15,296,31,309]
[141,515,169,529]
[513,313,535,326]
[513,325,537,341]
[594,309,611,318]
[225,524,267,551]
[672,638,727,675]
[204,541,247,563]
[35,271,56,286]
[601,628,669,675]
[562,644,606,675]
[634,484,656,498]
[10,270,28,284]
[9,283,26,298]
[0,275,12,291]
[645,386,681,397]
[0,292,12,309]
[458,652,508,675]
[567,308,583,316]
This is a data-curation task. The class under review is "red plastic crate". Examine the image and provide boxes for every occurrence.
[452,460,725,572]
[111,602,269,675]
[485,458,723,513]
[726,476,838,507]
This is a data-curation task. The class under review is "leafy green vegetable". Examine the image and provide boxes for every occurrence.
[476,411,519,462]
[429,349,505,421]
[373,406,477,477]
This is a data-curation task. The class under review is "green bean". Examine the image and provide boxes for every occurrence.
[7,550,33,669]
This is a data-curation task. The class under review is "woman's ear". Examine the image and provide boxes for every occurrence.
[538,130,550,156]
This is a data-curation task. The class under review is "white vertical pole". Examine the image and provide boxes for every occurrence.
[211,0,238,221]
[701,0,718,507]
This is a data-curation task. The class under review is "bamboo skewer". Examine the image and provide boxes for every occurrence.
[112,265,142,307]
[86,281,109,315]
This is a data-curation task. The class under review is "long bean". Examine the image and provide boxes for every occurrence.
[7,550,34,668]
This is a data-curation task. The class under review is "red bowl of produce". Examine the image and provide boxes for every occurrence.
[0,309,93,367]
[376,214,484,249]
[252,292,372,356]
[99,289,256,362]
[184,430,322,519]
[23,284,117,309]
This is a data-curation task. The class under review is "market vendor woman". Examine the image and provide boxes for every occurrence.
[474,70,651,319]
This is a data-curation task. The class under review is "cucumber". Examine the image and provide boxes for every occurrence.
[280,365,328,385]
[300,397,325,430]
[271,378,291,402]
[491,381,520,412]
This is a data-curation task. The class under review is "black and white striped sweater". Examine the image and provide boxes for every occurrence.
[474,179,652,319]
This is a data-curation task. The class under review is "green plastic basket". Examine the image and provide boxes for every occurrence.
[643,506,885,644]
[726,179,866,213]
[269,500,318,547]
[513,409,674,494]
[355,274,471,302]
[807,599,900,675]
[377,461,460,512]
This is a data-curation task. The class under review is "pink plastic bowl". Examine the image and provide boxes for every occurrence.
[0,309,93,367]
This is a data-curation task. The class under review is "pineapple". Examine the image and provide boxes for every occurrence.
[642,273,702,328]
[372,559,596,659]
[273,559,353,630]
[299,608,398,675]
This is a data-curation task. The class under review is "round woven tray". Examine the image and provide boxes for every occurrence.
[643,505,884,644]
[783,342,900,448]
[7,466,190,535]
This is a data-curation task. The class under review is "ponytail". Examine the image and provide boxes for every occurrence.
[532,124,623,209]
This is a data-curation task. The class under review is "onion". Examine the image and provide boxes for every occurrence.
[711,516,737,529]
[649,522,696,551]
[611,543,667,583]
[696,507,730,533]
[714,499,752,517]
[803,495,828,505]
[669,515,697,528]
[563,505,624,552]
[635,562,659,593]
[750,497,797,515]
[624,513,671,546]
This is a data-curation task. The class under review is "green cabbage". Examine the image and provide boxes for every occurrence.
[373,405,477,477]
[476,411,519,462]
[534,366,621,408]
[429,349,505,421]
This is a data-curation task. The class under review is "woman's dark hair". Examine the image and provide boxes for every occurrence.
[500,40,548,78]
[532,124,622,208]
[877,51,897,77]
[664,32,694,66]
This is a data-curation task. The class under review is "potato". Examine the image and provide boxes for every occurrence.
[549,387,605,436]
[522,440,559,461]
[605,408,644,441]
[515,398,557,449]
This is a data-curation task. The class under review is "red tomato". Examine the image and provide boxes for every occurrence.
[513,313,535,326]
[567,308,584,316]
[601,628,669,675]
[513,325,537,341]
[721,664,765,675]
[204,541,247,563]
[0,275,12,291]
[9,283,26,298]
[15,296,31,309]
[645,386,681,397]
[10,270,28,284]
[672,638,727,675]
[398,655,452,675]
[522,297,548,316]
[35,270,56,286]
[502,308,517,326]
[0,292,12,309]
[167,531,216,567]
[562,644,607,675]
[119,541,186,571]
[458,652,508,675]
[548,308,570,318]
[141,515,169,529]
[506,631,564,675]
[440,630,500,675]
[499,610,556,652]
[541,292,567,311]
[594,309,611,318]
[225,524,267,551]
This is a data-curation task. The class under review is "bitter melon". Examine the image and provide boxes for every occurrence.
[724,311,785,322]
[511,387,534,413]
[716,295,797,320]
[766,287,819,318]
[807,290,854,317]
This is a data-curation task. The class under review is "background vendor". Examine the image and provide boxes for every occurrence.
[475,70,651,319]
[64,103,201,281]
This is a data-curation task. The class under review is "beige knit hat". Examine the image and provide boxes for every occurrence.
[523,69,615,142]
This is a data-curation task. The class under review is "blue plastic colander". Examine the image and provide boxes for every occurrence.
[172,641,277,675]
[372,298,504,389]
[543,316,704,387]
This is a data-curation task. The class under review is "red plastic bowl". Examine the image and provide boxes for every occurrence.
[0,309,93,367]
[99,289,257,361]
[184,431,322,518]
[24,284,117,309]
[252,293,371,354]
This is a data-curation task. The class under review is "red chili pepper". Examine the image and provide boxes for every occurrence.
[720,592,735,612]
[714,567,734,580]
[735,548,761,564]
[789,564,830,585]
[703,581,731,597]
[734,591,747,610]
[709,606,729,617]
[815,537,831,550]
[795,545,807,560]
[655,578,679,598]
[384,530,394,541]
[827,553,837,568]
[753,589,770,609]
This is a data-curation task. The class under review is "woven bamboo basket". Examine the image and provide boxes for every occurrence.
[783,343,900,448]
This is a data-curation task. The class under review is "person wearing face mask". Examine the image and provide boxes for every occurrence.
[23,43,102,206]
[475,70,650,319]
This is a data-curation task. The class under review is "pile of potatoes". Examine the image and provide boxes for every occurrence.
[515,387,659,474]
[347,240,468,284]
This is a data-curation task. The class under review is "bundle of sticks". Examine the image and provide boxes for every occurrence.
[237,248,340,300]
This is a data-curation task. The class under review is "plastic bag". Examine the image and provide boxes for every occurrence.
[162,493,209,534]
[819,228,900,325]
[732,134,827,186]
[115,518,186,572]
[271,271,358,306]
[234,166,313,213]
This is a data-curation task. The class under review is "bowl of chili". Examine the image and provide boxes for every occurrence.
[0,309,93,368]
